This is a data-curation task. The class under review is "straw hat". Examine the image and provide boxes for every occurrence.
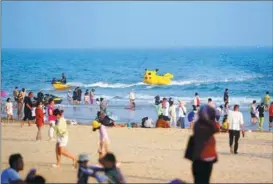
[78,154,89,162]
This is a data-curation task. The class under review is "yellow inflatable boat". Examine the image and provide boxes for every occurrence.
[143,69,174,85]
[52,82,72,90]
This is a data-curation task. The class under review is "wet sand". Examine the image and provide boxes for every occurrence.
[1,122,272,183]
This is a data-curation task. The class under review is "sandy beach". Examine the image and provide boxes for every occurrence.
[1,122,272,183]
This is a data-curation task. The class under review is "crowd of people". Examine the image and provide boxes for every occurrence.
[1,85,273,184]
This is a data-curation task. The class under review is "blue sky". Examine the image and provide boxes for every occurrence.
[2,1,272,49]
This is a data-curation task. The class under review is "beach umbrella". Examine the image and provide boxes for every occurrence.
[1,90,7,98]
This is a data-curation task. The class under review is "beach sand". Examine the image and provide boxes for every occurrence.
[1,122,272,183]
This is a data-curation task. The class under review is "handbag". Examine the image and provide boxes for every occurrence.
[184,135,194,161]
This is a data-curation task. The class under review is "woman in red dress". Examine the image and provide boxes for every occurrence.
[35,102,44,141]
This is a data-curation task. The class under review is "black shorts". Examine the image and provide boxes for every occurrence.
[269,116,273,123]
[250,113,256,118]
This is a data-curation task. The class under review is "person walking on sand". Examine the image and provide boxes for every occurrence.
[178,100,187,129]
[224,88,229,103]
[257,103,265,131]
[268,102,273,131]
[228,105,245,154]
[84,90,89,104]
[52,109,76,168]
[17,89,25,120]
[47,98,56,141]
[188,105,218,184]
[92,120,110,159]
[263,91,270,110]
[22,92,34,127]
[13,87,19,102]
[35,102,44,141]
[90,89,95,105]
[169,99,177,127]
[250,100,257,124]
[193,92,201,109]
[5,98,14,123]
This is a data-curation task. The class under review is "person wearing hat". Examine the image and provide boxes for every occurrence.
[90,89,95,105]
[53,109,76,168]
[92,120,110,158]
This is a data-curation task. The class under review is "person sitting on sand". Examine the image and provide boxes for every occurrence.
[53,109,76,168]
[156,114,170,128]
[221,116,229,133]
[92,120,110,159]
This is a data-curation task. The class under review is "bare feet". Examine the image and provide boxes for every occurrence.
[52,164,60,168]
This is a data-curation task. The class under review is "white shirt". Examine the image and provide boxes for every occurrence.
[228,111,244,131]
[5,102,13,115]
[162,101,170,116]
[1,168,21,184]
[129,92,135,100]
[178,106,187,117]
[169,105,177,117]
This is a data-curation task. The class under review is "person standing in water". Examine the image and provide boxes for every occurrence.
[47,98,56,141]
[257,103,265,131]
[228,105,244,154]
[193,92,201,109]
[250,100,257,124]
[84,90,89,104]
[263,91,270,110]
[90,89,95,105]
[129,89,135,107]
[53,109,76,168]
[78,87,82,104]
[224,88,229,103]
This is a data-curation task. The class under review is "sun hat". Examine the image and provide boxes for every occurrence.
[78,154,89,162]
[92,120,101,130]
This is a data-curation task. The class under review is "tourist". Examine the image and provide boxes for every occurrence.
[99,97,108,114]
[92,120,110,158]
[193,92,201,109]
[52,109,76,168]
[90,89,95,105]
[224,88,229,103]
[228,105,245,154]
[67,90,72,104]
[263,91,270,110]
[37,90,44,103]
[5,98,14,123]
[73,88,79,105]
[35,101,44,141]
[1,153,24,183]
[129,89,135,107]
[178,100,187,129]
[168,99,177,127]
[257,103,265,131]
[156,114,170,128]
[215,105,223,122]
[207,98,213,107]
[221,116,229,133]
[190,105,218,184]
[22,92,34,127]
[84,89,89,104]
[188,106,198,129]
[17,89,25,120]
[77,87,82,104]
[61,73,67,84]
[268,102,273,131]
[162,98,169,117]
[250,100,257,124]
[13,87,19,102]
[223,102,229,119]
[47,98,56,141]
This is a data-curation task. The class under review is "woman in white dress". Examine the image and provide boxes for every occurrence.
[5,98,14,122]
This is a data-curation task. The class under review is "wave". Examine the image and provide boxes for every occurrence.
[67,74,264,89]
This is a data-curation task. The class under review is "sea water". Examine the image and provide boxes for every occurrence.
[1,47,273,129]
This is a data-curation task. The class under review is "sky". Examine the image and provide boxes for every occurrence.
[1,1,273,49]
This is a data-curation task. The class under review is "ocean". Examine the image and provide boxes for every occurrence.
[1,47,273,129]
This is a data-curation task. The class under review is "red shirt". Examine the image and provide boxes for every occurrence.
[269,105,273,117]
[48,105,56,121]
[35,108,44,127]
[200,136,217,161]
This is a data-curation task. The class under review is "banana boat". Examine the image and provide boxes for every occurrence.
[52,81,72,90]
[143,69,174,85]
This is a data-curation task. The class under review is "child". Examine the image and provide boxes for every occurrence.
[221,116,229,132]
[5,98,14,123]
[84,90,90,104]
[92,120,110,158]
[77,153,125,184]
